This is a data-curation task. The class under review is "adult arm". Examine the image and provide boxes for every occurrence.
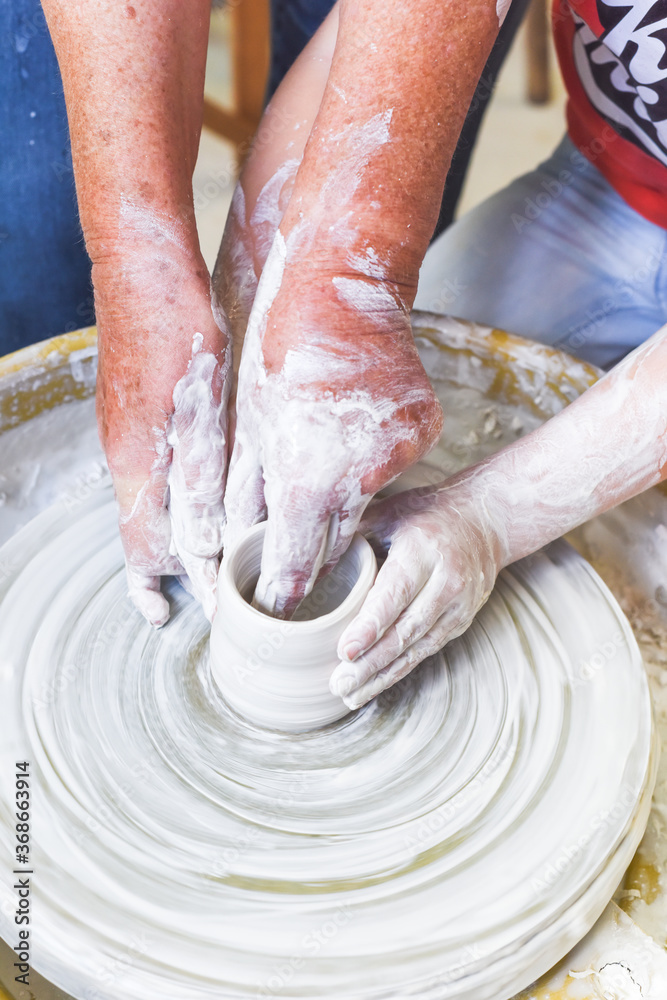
[41,0,230,626]
[222,0,504,616]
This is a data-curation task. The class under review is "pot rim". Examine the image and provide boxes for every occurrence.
[218,521,377,632]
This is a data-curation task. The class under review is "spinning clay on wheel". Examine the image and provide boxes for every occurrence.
[0,484,655,1000]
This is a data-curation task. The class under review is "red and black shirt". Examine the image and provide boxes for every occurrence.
[554,0,667,227]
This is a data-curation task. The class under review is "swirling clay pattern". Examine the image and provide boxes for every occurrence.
[0,483,656,1000]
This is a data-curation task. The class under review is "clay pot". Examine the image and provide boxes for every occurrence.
[210,522,377,731]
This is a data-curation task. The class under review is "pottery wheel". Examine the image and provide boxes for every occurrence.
[0,483,656,1000]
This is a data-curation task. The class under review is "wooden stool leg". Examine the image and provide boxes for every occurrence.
[526,0,551,105]
[231,0,270,163]
[202,0,270,168]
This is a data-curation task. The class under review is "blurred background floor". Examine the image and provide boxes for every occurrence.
[193,7,567,272]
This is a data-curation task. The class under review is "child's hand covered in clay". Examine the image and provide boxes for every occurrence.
[331,325,667,709]
[95,237,231,628]
[329,482,502,708]
[222,240,444,618]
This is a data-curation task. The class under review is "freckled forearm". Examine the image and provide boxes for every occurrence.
[41,0,211,258]
[279,0,501,292]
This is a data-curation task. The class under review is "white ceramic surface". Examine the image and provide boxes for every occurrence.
[0,487,656,1000]
[210,522,377,732]
[0,318,662,1000]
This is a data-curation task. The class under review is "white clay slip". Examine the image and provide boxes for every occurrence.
[0,316,662,999]
[0,485,656,1000]
[210,521,377,731]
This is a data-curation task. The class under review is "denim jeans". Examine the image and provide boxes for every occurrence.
[266,0,335,99]
[0,0,94,356]
[415,135,667,370]
[0,0,341,357]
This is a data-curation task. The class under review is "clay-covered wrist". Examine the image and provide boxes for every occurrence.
[255,250,421,379]
[91,235,227,371]
[435,472,515,575]
[277,206,424,306]
[85,201,201,265]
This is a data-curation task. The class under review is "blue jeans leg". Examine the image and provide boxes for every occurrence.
[415,136,667,370]
[0,0,93,356]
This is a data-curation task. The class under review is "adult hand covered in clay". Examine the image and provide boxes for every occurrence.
[213,0,506,619]
[95,231,230,628]
[40,0,232,627]
[329,481,503,709]
[223,243,444,618]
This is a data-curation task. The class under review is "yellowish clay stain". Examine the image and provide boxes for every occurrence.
[0,327,97,379]
[417,323,599,420]
[0,327,97,432]
[514,975,582,999]
[620,851,662,909]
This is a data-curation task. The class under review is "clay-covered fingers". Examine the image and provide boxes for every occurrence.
[253,488,373,618]
[329,540,436,698]
[316,497,370,579]
[167,469,224,622]
[125,564,180,630]
[116,469,185,629]
[167,345,229,622]
[335,607,474,710]
[253,498,334,618]
[92,243,234,627]
[222,443,267,552]
[338,540,433,659]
